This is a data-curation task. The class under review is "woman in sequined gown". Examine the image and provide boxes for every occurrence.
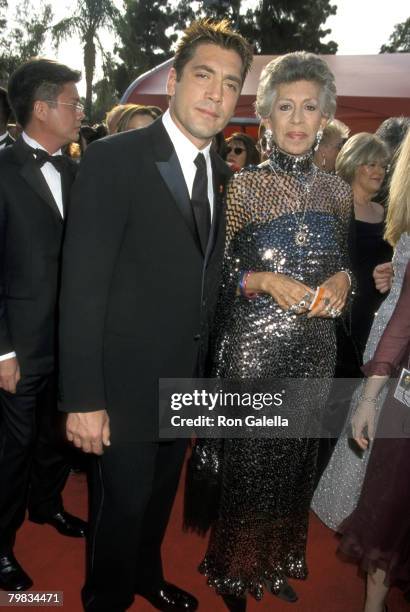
[312,131,410,532]
[188,53,353,612]
[314,133,393,483]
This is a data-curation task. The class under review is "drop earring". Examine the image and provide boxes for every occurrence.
[314,129,323,151]
[262,128,273,155]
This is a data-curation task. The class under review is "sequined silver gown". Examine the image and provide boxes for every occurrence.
[199,147,353,599]
[312,232,410,530]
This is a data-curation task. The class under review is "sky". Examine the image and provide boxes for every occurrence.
[34,0,410,95]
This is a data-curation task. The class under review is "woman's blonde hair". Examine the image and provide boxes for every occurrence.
[335,132,389,186]
[385,130,410,246]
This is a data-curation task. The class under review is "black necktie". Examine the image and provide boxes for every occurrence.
[32,148,66,173]
[191,153,211,252]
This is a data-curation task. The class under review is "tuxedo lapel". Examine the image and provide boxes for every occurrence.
[13,138,63,222]
[150,120,202,253]
[20,163,63,222]
[156,152,196,238]
[4,133,15,147]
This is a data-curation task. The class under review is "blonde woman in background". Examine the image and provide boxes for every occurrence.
[313,118,350,173]
[116,104,162,133]
[336,133,393,358]
[312,130,410,532]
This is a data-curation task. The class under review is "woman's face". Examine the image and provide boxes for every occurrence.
[353,161,387,196]
[265,80,327,155]
[225,138,247,169]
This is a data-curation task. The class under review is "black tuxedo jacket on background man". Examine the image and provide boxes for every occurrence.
[0,137,78,553]
[0,137,77,373]
[59,118,230,440]
[58,118,231,611]
[1,133,15,147]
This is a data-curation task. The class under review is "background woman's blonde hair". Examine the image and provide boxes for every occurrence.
[336,132,389,185]
[385,130,410,246]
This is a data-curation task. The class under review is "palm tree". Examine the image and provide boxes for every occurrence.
[52,0,119,118]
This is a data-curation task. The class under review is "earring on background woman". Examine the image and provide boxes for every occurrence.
[314,128,323,151]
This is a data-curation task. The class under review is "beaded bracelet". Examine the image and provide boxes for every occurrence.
[239,271,257,299]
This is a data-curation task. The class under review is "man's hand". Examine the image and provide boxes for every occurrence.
[66,410,110,455]
[373,262,393,294]
[0,357,20,393]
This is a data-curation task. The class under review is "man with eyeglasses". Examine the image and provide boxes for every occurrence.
[0,58,87,592]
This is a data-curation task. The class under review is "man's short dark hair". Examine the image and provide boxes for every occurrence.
[0,86,11,127]
[173,19,253,85]
[8,58,81,128]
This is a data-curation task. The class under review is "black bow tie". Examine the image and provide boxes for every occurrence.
[32,148,66,173]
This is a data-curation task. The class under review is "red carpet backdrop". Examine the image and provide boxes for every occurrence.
[13,469,408,611]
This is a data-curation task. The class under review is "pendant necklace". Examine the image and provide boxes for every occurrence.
[267,158,318,246]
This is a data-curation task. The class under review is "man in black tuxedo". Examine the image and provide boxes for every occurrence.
[59,19,252,612]
[0,87,14,148]
[0,59,88,592]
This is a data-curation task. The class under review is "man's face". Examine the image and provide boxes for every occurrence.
[167,43,243,149]
[42,82,84,147]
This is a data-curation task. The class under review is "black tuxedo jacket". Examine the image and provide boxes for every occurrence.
[0,137,77,375]
[1,133,15,147]
[59,119,231,440]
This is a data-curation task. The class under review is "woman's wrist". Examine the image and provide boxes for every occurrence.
[358,394,381,410]
[239,271,258,299]
[338,269,352,286]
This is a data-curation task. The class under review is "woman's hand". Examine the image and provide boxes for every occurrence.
[307,271,350,319]
[245,272,315,312]
[351,400,377,450]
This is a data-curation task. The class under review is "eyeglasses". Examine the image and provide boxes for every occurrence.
[45,100,84,113]
[226,146,246,155]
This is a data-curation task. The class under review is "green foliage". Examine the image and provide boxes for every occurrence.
[90,53,118,123]
[112,0,179,97]
[173,0,337,55]
[380,17,410,53]
[0,0,52,86]
[52,0,120,118]
[173,0,241,28]
[241,0,338,54]
[111,0,337,101]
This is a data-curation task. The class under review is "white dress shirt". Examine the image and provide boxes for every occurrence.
[162,109,214,219]
[0,133,65,363]
[22,132,64,218]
